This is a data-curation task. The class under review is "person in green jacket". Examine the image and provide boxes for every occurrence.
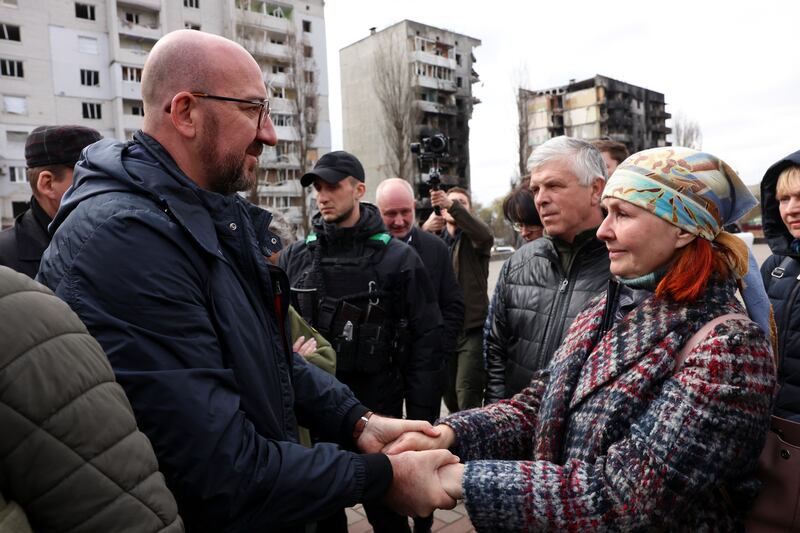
[0,266,183,533]
[267,214,337,447]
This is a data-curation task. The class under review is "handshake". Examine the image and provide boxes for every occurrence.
[356,415,465,517]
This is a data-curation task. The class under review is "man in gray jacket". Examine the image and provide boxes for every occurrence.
[484,136,611,403]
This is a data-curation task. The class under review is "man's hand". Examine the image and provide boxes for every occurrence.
[357,415,441,453]
[292,335,317,357]
[382,424,456,455]
[429,189,453,210]
[421,211,445,233]
[384,450,460,517]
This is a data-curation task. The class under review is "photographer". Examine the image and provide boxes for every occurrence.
[423,187,493,411]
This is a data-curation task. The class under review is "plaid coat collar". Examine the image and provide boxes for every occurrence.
[533,279,740,463]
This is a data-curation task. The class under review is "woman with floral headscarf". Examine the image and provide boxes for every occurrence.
[386,147,776,531]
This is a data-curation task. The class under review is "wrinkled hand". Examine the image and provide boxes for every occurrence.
[384,450,460,517]
[292,335,317,357]
[382,424,456,455]
[429,189,453,210]
[357,415,441,453]
[421,211,446,233]
[438,462,465,500]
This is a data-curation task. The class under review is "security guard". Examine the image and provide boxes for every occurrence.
[280,151,443,533]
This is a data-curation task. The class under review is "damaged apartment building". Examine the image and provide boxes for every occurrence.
[340,20,480,204]
[520,74,670,162]
[0,0,330,232]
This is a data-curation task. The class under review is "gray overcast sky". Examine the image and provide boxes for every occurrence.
[323,0,800,205]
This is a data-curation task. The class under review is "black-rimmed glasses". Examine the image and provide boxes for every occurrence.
[190,92,271,129]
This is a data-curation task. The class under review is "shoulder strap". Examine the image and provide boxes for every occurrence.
[674,313,749,371]
[769,255,796,279]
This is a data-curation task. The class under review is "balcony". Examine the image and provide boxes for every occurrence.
[257,179,302,197]
[415,100,457,116]
[120,80,142,100]
[117,20,162,41]
[266,72,291,88]
[417,75,456,93]
[122,113,144,131]
[270,97,295,114]
[275,125,299,141]
[260,149,300,168]
[242,39,290,60]
[412,50,456,70]
[120,0,161,9]
[236,9,290,33]
[116,47,150,66]
[605,99,629,110]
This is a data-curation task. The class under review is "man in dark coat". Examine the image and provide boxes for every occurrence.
[0,125,101,277]
[376,177,464,533]
[37,30,457,533]
[280,152,447,533]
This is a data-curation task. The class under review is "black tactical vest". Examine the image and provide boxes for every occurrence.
[291,232,409,374]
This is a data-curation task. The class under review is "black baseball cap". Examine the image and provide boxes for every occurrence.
[300,150,365,187]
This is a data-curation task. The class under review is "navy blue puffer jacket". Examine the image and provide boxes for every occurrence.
[37,132,391,532]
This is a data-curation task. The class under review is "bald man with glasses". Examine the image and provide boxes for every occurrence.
[38,30,458,533]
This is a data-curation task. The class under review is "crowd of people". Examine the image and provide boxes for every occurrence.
[1,28,798,533]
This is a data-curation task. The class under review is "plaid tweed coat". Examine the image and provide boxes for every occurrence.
[441,279,775,532]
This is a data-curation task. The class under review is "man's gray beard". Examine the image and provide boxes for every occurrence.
[213,153,249,196]
[200,114,251,196]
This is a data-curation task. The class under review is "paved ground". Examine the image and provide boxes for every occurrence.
[347,242,773,532]
[346,503,476,532]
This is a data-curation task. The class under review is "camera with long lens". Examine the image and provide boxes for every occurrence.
[410,133,449,215]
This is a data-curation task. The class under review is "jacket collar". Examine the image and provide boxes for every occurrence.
[134,132,274,260]
[568,279,739,410]
[533,278,741,463]
[15,197,51,261]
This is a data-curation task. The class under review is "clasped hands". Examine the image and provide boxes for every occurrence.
[356,415,464,517]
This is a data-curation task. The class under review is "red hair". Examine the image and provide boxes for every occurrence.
[655,238,733,303]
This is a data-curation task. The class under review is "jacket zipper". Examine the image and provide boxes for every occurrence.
[268,265,294,386]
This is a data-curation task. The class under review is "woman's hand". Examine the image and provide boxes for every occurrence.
[382,424,456,455]
[292,335,317,357]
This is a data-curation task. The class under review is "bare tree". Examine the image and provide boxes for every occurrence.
[373,35,420,183]
[286,27,319,235]
[671,111,703,150]
[513,65,531,178]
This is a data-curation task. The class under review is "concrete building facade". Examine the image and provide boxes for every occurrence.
[0,0,330,229]
[340,20,480,204]
[521,74,670,162]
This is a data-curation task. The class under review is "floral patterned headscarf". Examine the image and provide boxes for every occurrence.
[602,147,756,241]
